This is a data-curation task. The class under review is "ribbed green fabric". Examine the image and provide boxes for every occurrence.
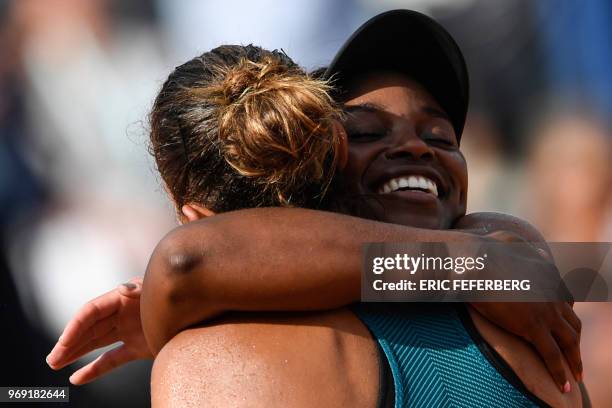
[354,304,540,408]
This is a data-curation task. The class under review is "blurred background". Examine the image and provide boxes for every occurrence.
[1,0,611,406]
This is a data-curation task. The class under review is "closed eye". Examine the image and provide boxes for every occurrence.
[347,131,386,142]
[426,137,453,146]
[422,131,457,148]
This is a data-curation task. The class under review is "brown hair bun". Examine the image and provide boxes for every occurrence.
[151,45,342,213]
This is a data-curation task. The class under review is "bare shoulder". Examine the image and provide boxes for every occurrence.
[151,307,379,408]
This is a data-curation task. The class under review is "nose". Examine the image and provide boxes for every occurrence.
[385,132,435,161]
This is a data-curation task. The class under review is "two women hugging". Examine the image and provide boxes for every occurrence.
[46,13,586,406]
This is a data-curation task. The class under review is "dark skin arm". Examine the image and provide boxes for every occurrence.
[141,207,582,391]
[141,207,479,353]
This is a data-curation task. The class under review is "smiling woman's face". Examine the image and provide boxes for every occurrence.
[340,72,468,229]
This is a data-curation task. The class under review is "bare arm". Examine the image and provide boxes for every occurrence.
[141,207,479,354]
[141,207,582,392]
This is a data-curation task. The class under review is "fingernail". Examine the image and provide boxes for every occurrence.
[122,282,137,290]
[46,354,55,367]
[562,381,571,393]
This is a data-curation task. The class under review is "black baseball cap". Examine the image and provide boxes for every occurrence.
[324,9,469,140]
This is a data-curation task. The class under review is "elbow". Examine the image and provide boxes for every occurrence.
[146,231,206,309]
[157,227,205,277]
[141,228,211,355]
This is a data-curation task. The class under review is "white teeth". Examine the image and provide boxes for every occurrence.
[417,176,429,190]
[407,176,419,189]
[377,175,439,197]
[389,179,399,192]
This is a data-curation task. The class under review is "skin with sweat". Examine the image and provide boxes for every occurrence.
[150,75,582,408]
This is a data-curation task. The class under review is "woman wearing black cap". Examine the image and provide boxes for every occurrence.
[49,10,587,408]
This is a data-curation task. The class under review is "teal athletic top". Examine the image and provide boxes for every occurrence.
[352,303,549,408]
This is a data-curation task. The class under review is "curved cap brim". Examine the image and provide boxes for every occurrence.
[324,9,469,139]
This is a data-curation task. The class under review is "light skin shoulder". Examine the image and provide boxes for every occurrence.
[151,307,379,408]
[151,306,584,408]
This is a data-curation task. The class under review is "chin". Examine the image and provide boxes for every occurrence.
[379,199,454,229]
[340,194,456,229]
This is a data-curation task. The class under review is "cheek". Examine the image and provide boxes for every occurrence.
[343,145,382,188]
[441,150,468,202]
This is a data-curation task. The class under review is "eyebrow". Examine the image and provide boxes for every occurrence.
[344,103,451,122]
[343,103,386,114]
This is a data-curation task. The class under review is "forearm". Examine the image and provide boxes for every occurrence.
[141,207,475,353]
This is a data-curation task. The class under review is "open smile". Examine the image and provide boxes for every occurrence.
[372,167,448,200]
[376,174,439,196]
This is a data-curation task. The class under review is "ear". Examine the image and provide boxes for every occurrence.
[180,203,215,224]
[333,120,349,170]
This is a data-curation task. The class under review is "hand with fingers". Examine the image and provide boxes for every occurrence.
[470,230,583,394]
[46,277,152,385]
[455,214,584,394]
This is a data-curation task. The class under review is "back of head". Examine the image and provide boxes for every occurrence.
[150,44,341,214]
